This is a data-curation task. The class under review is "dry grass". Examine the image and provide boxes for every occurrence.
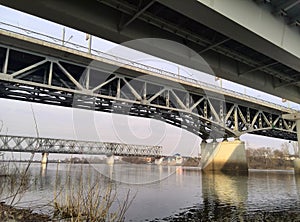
[53,164,135,222]
[0,162,135,221]
[0,162,31,204]
[0,107,134,221]
[0,104,38,206]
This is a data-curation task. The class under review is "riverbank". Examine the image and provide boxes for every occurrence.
[0,202,50,222]
[248,156,294,170]
[155,206,300,221]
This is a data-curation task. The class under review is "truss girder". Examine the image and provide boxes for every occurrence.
[0,44,297,141]
[0,135,162,156]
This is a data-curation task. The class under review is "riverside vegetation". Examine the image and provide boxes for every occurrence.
[0,108,134,221]
[0,161,134,222]
[246,142,298,170]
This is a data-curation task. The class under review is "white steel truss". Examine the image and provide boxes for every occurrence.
[0,40,297,141]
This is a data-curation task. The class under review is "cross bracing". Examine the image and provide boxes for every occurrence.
[0,135,162,156]
[0,31,297,141]
[1,0,300,104]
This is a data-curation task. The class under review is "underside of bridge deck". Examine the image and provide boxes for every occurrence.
[1,0,300,103]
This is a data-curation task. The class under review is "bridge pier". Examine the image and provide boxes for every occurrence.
[283,113,300,174]
[295,118,300,174]
[106,155,114,166]
[41,152,49,165]
[201,140,248,173]
[154,157,164,165]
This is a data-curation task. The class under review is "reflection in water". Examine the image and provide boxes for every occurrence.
[38,163,48,189]
[162,170,300,221]
[40,163,47,178]
[202,172,247,205]
[201,172,247,221]
[107,164,114,180]
[175,166,183,186]
[294,174,300,196]
[2,163,300,221]
[95,163,179,184]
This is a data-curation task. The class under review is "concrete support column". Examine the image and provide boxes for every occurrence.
[282,113,300,174]
[297,119,300,155]
[41,152,49,165]
[106,155,114,166]
[201,140,248,172]
[154,157,164,165]
[293,119,300,174]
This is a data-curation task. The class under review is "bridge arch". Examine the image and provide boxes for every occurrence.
[0,31,297,142]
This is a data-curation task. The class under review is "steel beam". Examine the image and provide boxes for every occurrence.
[240,61,278,75]
[273,0,300,15]
[198,38,230,54]
[2,48,9,74]
[118,0,156,31]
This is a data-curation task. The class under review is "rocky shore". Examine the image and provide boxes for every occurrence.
[0,202,50,222]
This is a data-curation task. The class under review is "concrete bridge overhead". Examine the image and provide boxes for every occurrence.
[0,0,300,103]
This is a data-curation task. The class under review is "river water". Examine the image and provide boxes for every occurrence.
[2,162,300,221]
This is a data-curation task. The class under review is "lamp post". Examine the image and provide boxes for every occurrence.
[86,33,92,54]
[215,77,222,88]
[62,27,65,45]
[62,27,73,46]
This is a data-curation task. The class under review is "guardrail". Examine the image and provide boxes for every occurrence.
[0,22,297,113]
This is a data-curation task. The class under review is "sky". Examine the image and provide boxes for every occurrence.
[0,5,299,160]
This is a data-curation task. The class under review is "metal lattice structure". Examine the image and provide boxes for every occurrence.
[0,135,162,157]
[0,28,297,141]
[1,0,300,104]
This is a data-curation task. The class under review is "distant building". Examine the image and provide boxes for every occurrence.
[174,154,183,165]
[161,154,183,165]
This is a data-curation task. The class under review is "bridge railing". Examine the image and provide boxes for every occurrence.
[0,22,296,113]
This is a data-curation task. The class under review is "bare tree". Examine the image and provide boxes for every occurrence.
[273,149,284,158]
[0,120,3,158]
[10,104,39,205]
[291,141,299,156]
[281,142,290,157]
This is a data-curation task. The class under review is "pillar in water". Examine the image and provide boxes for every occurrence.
[201,140,248,173]
[106,154,114,166]
[41,152,49,165]
[292,119,300,174]
[282,113,300,174]
[154,157,164,165]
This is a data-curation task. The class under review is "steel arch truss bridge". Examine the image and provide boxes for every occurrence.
[0,35,297,141]
[0,135,162,157]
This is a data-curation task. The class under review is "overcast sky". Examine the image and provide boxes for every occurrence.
[0,5,299,159]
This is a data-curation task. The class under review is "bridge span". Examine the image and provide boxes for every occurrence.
[0,27,299,171]
[1,0,299,103]
[0,28,297,141]
[0,29,297,140]
[0,134,162,157]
